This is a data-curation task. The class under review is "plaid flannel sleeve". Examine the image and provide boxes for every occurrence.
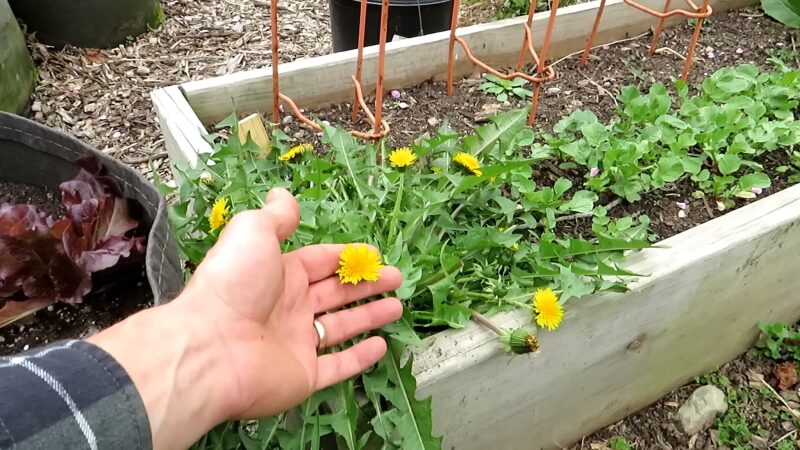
[0,340,151,450]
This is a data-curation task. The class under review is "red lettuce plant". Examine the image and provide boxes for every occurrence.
[0,162,144,307]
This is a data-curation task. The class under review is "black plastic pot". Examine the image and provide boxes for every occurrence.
[0,112,183,305]
[9,0,163,48]
[328,0,454,52]
[0,0,35,114]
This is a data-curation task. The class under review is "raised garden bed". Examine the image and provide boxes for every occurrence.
[152,1,800,448]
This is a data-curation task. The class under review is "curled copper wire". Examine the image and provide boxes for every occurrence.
[580,0,712,81]
[447,0,559,126]
[269,0,390,140]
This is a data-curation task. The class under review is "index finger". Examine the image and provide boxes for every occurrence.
[286,243,380,284]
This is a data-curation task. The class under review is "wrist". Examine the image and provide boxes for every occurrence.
[87,297,233,449]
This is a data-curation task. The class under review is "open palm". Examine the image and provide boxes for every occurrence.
[179,188,403,419]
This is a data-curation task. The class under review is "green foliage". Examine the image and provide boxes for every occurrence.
[478,74,532,102]
[496,0,583,19]
[776,440,798,450]
[168,64,800,450]
[167,106,650,450]
[756,322,800,361]
[609,436,633,450]
[545,65,800,206]
[715,377,755,449]
[762,0,800,28]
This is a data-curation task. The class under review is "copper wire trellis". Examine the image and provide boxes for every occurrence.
[447,0,560,126]
[579,0,712,81]
[269,0,390,140]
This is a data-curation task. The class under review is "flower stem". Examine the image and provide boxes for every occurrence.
[387,173,405,244]
[471,311,504,336]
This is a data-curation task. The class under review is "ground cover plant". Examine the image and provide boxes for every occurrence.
[163,62,800,449]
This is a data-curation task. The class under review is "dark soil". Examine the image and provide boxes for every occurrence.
[569,350,800,450]
[0,181,153,356]
[276,9,799,241]
[0,181,63,218]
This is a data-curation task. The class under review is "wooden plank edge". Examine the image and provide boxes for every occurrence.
[180,0,756,124]
[411,183,800,449]
[151,87,213,179]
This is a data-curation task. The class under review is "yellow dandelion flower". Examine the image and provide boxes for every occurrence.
[453,152,483,176]
[389,147,417,168]
[336,244,384,285]
[432,166,442,174]
[278,143,312,162]
[511,243,520,251]
[209,198,230,232]
[532,288,563,331]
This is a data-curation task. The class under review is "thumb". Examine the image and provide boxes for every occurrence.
[261,188,300,241]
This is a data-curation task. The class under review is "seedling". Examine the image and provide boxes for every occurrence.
[478,74,533,102]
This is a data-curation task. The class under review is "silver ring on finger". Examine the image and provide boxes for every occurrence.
[313,319,328,349]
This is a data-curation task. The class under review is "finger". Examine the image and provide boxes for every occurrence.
[260,188,300,241]
[317,298,403,348]
[315,336,388,390]
[311,266,402,312]
[287,243,382,284]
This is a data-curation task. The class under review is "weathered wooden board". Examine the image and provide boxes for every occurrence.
[413,183,800,450]
[179,0,755,125]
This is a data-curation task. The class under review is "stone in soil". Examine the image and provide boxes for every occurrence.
[677,385,728,436]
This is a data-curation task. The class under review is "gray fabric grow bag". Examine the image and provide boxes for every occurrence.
[0,112,183,305]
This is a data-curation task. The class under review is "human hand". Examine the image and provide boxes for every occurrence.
[88,188,403,450]
[175,187,403,419]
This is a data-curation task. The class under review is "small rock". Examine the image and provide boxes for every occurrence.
[293,130,306,139]
[678,385,728,435]
[571,100,584,108]
[546,87,561,94]
[0,336,5,343]
[750,435,769,450]
[736,48,744,55]
[47,305,54,312]
[84,103,97,113]
[281,115,293,125]
[427,117,439,127]
[398,101,409,109]
[149,37,158,45]
[31,101,42,112]
[112,131,122,139]
[136,66,150,75]
[23,345,29,351]
[678,210,687,219]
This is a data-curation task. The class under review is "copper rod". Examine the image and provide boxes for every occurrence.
[516,0,537,71]
[649,0,673,55]
[682,15,705,81]
[454,36,554,83]
[269,0,281,124]
[579,0,607,66]
[622,0,711,18]
[447,0,461,96]
[529,0,559,126]
[373,0,390,134]
[280,90,389,140]
[352,0,369,123]
[535,0,559,74]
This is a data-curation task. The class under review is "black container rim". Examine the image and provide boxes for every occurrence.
[344,0,452,6]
